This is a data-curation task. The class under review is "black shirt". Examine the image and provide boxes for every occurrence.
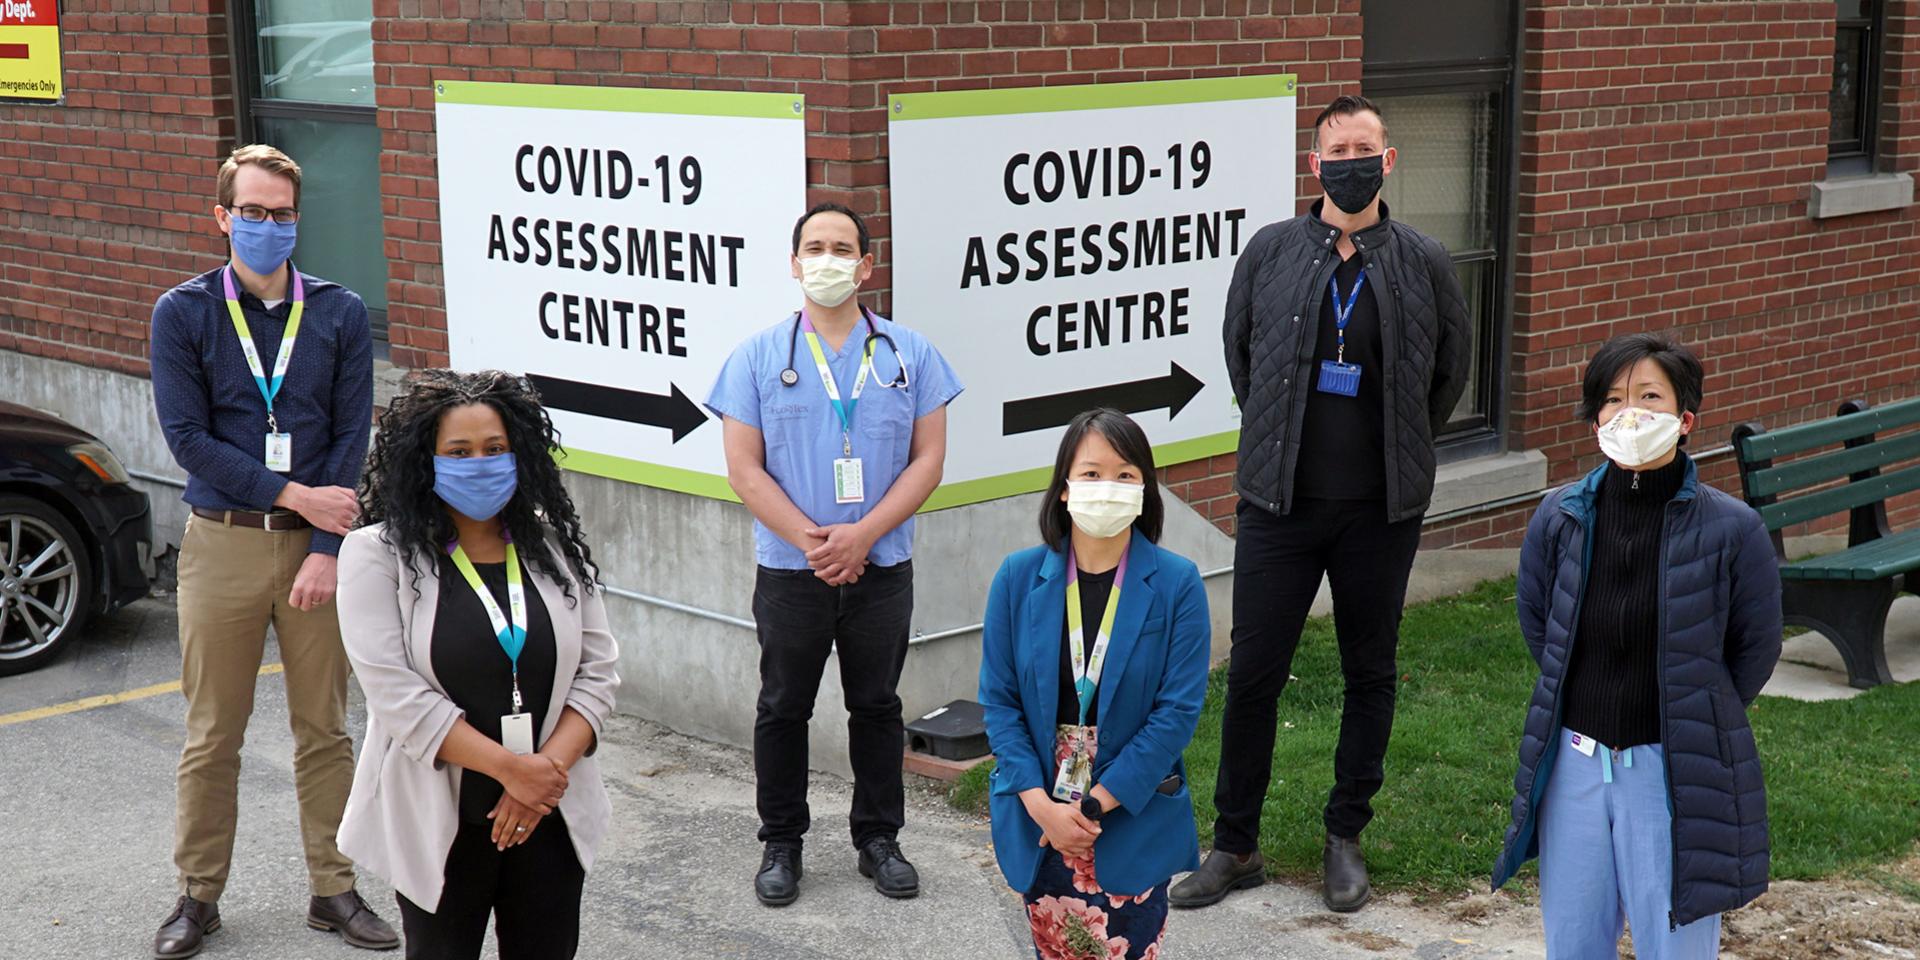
[1056,567,1117,727]
[1294,252,1388,501]
[431,553,558,824]
[1561,457,1689,749]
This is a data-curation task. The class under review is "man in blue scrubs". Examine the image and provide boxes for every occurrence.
[707,203,963,907]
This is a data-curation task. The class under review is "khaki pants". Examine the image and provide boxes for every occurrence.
[173,515,356,903]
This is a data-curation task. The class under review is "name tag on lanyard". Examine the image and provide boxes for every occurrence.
[1317,267,1367,398]
[449,541,535,755]
[223,267,306,470]
[265,432,293,472]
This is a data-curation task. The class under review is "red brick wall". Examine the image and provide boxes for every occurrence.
[1482,0,1920,550]
[374,0,1355,375]
[0,1,234,376]
[5,1,1915,553]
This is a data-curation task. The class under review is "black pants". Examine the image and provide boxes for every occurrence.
[753,560,913,849]
[396,815,584,960]
[1211,498,1422,851]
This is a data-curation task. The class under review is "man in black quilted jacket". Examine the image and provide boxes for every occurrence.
[1170,95,1470,913]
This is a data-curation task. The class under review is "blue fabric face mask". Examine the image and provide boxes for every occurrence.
[433,452,519,521]
[229,217,298,276]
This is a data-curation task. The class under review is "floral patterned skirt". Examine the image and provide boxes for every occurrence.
[1025,727,1168,959]
[1023,845,1170,960]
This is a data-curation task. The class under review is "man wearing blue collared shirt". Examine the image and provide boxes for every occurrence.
[707,203,963,908]
[147,145,395,958]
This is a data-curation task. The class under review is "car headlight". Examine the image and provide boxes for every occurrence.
[67,441,132,484]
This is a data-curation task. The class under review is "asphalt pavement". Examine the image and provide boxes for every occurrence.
[0,593,1548,959]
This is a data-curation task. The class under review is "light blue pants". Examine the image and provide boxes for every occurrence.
[1538,729,1722,960]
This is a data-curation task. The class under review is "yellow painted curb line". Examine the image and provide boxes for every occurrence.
[0,663,285,728]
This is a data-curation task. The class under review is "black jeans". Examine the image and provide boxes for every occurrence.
[1211,498,1422,851]
[396,815,584,960]
[753,560,913,849]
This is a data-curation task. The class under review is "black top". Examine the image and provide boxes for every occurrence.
[1562,457,1688,749]
[1056,567,1118,727]
[431,554,558,824]
[1294,252,1387,501]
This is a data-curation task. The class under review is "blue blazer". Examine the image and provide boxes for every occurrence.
[978,530,1211,895]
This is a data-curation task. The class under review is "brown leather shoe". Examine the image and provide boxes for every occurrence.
[308,889,400,951]
[1168,849,1266,908]
[154,895,220,960]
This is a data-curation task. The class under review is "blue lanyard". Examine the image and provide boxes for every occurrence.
[1328,267,1367,363]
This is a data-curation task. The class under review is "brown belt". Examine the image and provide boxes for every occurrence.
[191,507,312,531]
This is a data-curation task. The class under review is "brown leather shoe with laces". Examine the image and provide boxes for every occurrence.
[308,889,400,951]
[154,895,220,960]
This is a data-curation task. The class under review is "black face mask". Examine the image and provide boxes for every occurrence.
[1317,155,1385,215]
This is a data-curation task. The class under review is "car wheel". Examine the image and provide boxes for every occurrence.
[0,494,94,676]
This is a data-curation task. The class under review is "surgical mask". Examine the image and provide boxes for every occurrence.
[229,217,298,276]
[1316,155,1385,215]
[1597,408,1683,468]
[1066,480,1144,540]
[433,453,519,521]
[798,254,861,308]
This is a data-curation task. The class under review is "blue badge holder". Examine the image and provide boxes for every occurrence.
[1317,360,1362,397]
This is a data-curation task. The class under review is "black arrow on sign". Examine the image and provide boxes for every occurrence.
[525,373,710,443]
[1001,362,1205,436]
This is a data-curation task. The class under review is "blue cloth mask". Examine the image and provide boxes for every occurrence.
[433,452,519,521]
[229,217,298,276]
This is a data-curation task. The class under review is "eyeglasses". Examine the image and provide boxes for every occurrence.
[232,205,300,225]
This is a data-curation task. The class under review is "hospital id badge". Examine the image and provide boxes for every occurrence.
[1316,360,1362,397]
[501,712,535,755]
[265,432,293,472]
[833,457,865,504]
[1050,724,1096,803]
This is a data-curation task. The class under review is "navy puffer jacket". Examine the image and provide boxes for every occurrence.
[1491,455,1783,927]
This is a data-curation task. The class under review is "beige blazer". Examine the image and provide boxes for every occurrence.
[334,523,620,911]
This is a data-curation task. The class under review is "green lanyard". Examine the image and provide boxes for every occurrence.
[800,310,876,457]
[221,266,305,434]
[1064,545,1129,725]
[448,542,529,712]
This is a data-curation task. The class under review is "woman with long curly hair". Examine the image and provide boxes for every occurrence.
[334,369,618,960]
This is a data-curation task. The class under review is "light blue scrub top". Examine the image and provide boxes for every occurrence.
[705,311,964,570]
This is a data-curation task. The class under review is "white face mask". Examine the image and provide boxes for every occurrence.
[1597,407,1683,468]
[1065,480,1145,540]
[798,254,861,308]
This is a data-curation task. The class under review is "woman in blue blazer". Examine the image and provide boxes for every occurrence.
[979,408,1212,960]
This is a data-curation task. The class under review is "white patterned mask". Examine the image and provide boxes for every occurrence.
[1597,408,1683,467]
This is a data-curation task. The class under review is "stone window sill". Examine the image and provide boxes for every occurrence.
[1429,449,1549,518]
[1808,172,1914,220]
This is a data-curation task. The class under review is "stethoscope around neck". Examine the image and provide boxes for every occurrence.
[780,304,910,389]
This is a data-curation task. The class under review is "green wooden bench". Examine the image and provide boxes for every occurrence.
[1732,396,1920,689]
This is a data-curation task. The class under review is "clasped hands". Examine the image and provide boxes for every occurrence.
[1021,786,1118,859]
[802,522,876,586]
[276,481,361,611]
[487,751,571,851]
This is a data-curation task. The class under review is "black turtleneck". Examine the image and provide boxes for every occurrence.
[1561,456,1688,749]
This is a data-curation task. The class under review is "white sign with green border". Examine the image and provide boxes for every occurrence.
[435,80,806,499]
[888,75,1296,510]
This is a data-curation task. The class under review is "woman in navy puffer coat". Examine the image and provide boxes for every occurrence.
[1491,335,1782,959]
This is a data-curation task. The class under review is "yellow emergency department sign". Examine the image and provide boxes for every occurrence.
[0,0,62,104]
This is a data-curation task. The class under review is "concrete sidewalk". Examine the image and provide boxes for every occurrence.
[0,594,1547,958]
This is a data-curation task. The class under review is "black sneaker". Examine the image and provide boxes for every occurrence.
[857,836,920,899]
[755,843,803,907]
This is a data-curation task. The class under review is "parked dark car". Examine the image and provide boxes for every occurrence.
[0,401,154,675]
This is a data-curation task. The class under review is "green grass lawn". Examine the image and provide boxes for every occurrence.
[948,578,1920,894]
